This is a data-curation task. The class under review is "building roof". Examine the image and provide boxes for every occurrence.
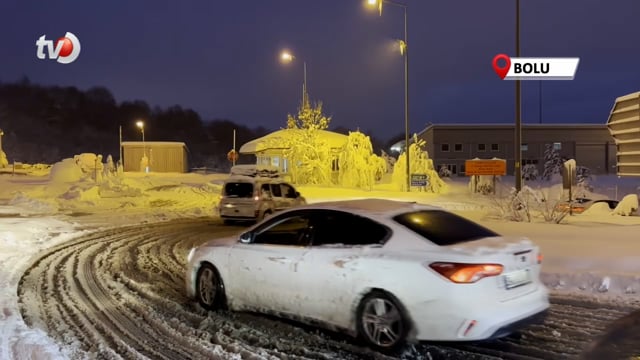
[121,141,186,147]
[239,129,348,154]
[418,123,608,135]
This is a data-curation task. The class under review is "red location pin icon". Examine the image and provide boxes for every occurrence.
[492,54,511,79]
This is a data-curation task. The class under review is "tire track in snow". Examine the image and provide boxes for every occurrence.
[17,218,638,360]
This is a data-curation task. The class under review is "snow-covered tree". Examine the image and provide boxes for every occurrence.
[391,135,446,193]
[522,164,538,181]
[576,165,592,192]
[338,131,386,189]
[265,97,334,185]
[542,144,562,181]
[286,97,330,131]
[380,150,396,174]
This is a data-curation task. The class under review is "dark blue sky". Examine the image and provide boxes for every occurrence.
[1,0,639,140]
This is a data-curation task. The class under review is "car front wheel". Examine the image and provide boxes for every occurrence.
[195,263,225,310]
[356,291,409,352]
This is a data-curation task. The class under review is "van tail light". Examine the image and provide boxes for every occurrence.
[537,252,543,264]
[428,262,503,283]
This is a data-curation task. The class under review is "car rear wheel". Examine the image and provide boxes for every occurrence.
[356,291,409,351]
[195,264,225,310]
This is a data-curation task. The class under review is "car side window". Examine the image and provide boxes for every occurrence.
[281,183,297,198]
[310,210,390,247]
[260,183,272,198]
[270,183,282,197]
[252,215,311,246]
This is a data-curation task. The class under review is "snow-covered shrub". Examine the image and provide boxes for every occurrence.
[489,184,568,223]
[337,131,386,189]
[49,158,86,183]
[542,144,562,181]
[0,150,8,168]
[438,165,452,178]
[612,194,639,216]
[391,135,446,193]
[522,164,538,181]
[576,166,593,192]
[469,175,496,195]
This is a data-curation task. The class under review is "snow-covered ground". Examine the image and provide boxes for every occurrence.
[1,159,639,359]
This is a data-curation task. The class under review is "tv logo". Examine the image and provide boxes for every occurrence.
[36,32,81,64]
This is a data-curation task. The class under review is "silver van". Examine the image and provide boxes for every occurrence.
[217,169,306,224]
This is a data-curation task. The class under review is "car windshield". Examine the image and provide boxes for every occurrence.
[224,182,254,198]
[393,210,500,246]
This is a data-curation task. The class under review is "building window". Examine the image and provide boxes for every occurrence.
[522,159,539,165]
[491,143,499,151]
[441,144,450,152]
[454,143,463,152]
[521,144,528,151]
[477,144,486,152]
[553,142,562,150]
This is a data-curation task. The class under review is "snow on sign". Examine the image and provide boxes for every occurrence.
[410,174,429,187]
[465,159,507,176]
[607,91,640,176]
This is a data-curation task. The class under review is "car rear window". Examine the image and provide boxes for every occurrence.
[224,182,254,198]
[392,210,499,246]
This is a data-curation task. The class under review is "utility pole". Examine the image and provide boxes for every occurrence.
[514,0,523,191]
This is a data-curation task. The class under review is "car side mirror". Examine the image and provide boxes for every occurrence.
[239,232,252,244]
[295,191,300,198]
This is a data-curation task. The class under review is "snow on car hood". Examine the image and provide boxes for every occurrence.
[446,236,535,255]
[202,235,238,248]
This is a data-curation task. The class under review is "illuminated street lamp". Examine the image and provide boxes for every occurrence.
[280,50,309,106]
[136,120,149,172]
[136,120,145,156]
[366,0,411,192]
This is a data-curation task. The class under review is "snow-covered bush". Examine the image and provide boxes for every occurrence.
[337,131,386,189]
[391,135,446,193]
[542,144,562,181]
[490,184,568,223]
[522,164,538,181]
[0,150,8,168]
[612,194,639,216]
[438,165,452,178]
[49,158,86,183]
[576,166,593,192]
[469,175,497,195]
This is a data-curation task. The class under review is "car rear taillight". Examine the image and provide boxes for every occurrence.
[537,252,543,264]
[428,262,503,283]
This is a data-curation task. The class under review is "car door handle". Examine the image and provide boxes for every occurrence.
[268,256,292,264]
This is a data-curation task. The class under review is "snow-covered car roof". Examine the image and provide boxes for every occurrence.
[292,198,442,218]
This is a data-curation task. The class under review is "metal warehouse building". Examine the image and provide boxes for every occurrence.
[121,141,189,173]
[412,124,615,176]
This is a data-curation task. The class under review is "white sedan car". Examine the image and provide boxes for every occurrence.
[186,199,549,351]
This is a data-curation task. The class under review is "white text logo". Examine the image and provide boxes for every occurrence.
[36,32,81,64]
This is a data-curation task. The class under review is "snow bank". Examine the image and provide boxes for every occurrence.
[612,194,638,216]
[49,158,85,183]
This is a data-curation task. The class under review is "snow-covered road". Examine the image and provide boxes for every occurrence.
[16,218,638,360]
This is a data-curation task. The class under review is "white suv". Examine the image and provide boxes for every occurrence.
[217,166,306,224]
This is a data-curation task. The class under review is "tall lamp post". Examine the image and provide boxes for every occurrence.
[366,0,411,192]
[280,50,309,106]
[515,0,522,191]
[136,120,147,172]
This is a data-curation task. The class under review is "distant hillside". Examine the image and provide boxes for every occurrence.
[0,79,270,169]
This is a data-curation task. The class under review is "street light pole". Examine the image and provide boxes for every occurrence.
[281,51,309,107]
[515,0,523,191]
[368,0,410,192]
